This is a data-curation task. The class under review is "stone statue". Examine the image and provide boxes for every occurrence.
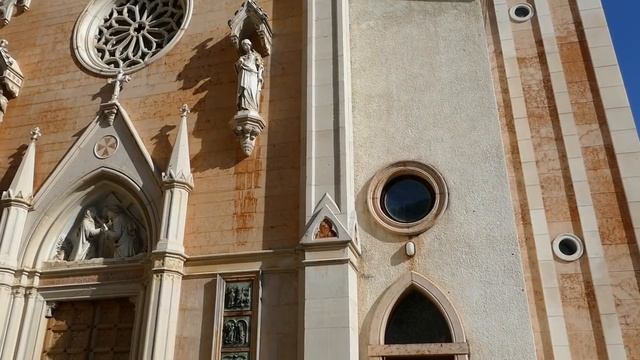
[235,39,264,113]
[102,206,139,259]
[69,208,105,261]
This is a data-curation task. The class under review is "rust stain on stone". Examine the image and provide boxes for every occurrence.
[233,147,263,246]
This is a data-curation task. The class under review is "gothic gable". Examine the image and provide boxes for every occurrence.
[19,102,163,268]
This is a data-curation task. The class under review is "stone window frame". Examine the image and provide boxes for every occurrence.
[368,272,469,359]
[367,161,448,236]
[72,0,194,76]
[552,233,585,262]
[509,3,535,23]
[212,272,261,360]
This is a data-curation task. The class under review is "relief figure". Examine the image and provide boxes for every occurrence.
[69,208,105,261]
[102,207,139,258]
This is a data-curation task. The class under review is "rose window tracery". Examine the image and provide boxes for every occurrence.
[73,0,192,75]
[96,0,184,70]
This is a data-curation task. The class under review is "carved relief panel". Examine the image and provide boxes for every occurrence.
[52,191,147,262]
[219,276,258,360]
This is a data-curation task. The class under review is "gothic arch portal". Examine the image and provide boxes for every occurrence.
[368,272,469,359]
[20,167,158,268]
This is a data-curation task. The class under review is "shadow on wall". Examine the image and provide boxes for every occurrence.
[177,37,241,173]
[0,144,27,191]
[261,0,303,251]
[151,125,177,164]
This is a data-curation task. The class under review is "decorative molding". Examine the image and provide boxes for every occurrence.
[0,39,24,123]
[0,0,30,26]
[228,0,272,57]
[367,161,448,236]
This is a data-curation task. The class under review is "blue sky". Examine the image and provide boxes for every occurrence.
[602,1,640,132]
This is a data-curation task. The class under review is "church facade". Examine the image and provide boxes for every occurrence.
[0,0,638,359]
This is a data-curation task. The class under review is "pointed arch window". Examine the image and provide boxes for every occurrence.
[368,272,469,359]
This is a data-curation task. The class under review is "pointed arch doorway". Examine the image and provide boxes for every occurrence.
[368,272,469,359]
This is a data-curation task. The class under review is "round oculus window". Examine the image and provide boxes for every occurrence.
[368,161,448,235]
[73,0,193,76]
[509,3,535,22]
[552,233,584,262]
[381,175,436,224]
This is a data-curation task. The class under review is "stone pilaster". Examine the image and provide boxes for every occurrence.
[141,253,186,359]
[142,105,193,359]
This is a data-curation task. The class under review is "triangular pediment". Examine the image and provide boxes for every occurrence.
[301,193,354,245]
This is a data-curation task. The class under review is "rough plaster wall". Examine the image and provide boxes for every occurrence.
[349,0,536,358]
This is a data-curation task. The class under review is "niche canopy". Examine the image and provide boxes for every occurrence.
[228,0,272,156]
[228,0,272,57]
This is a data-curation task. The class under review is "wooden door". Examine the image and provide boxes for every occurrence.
[41,298,135,360]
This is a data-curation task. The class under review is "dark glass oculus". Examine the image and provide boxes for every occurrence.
[381,176,435,223]
[514,5,531,18]
[558,238,578,256]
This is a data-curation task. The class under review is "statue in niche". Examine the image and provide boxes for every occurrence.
[235,39,264,113]
[53,203,143,262]
[315,218,337,239]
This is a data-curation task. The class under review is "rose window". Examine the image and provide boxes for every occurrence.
[73,0,192,75]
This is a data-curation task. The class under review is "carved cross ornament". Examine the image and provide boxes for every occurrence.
[108,69,131,102]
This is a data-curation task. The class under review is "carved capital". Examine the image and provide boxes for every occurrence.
[231,111,265,156]
[100,102,119,126]
[151,254,185,274]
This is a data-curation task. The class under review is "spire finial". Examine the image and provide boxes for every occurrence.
[30,127,41,142]
[107,69,131,102]
[180,104,190,119]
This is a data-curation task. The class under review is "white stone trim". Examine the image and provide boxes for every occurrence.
[303,0,355,232]
[575,1,640,257]
[533,0,627,355]
[493,2,572,357]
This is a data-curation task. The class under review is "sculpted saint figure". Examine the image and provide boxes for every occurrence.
[235,39,264,113]
[69,208,104,261]
[102,207,139,259]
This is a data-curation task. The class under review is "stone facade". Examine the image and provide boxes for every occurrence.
[0,0,637,359]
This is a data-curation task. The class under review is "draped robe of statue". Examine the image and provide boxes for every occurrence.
[70,209,102,261]
[235,40,264,113]
[103,209,138,258]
